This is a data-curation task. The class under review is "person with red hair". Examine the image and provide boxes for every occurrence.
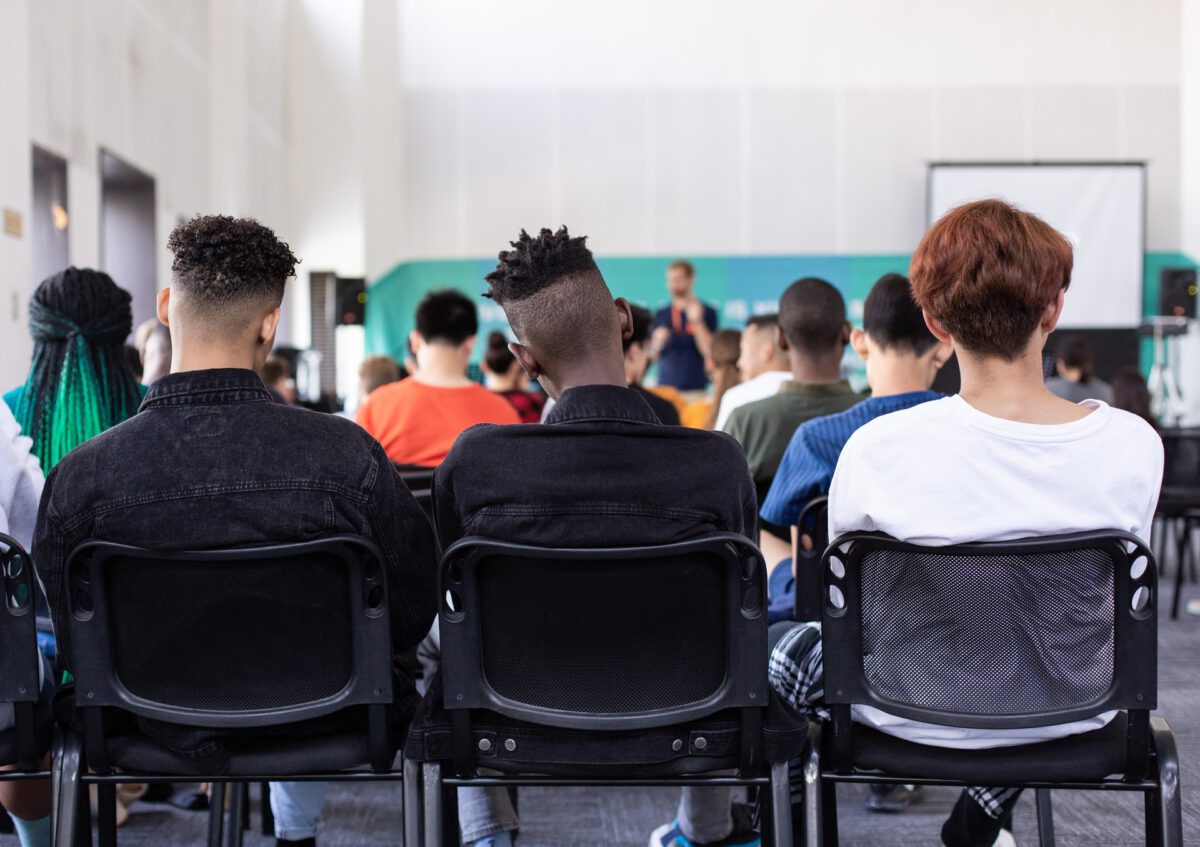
[765,199,1163,847]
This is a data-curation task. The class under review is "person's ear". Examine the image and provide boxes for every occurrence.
[259,307,281,348]
[614,297,634,344]
[1041,288,1066,334]
[156,288,171,327]
[839,320,852,346]
[775,323,791,352]
[849,328,870,361]
[408,330,423,358]
[509,342,542,381]
[925,339,954,370]
[923,312,952,344]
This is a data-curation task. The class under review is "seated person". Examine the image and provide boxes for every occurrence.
[356,289,519,466]
[623,305,682,425]
[681,329,742,429]
[33,215,437,847]
[1045,334,1112,404]
[6,268,146,470]
[0,404,52,847]
[261,354,298,404]
[714,314,790,431]
[761,272,951,813]
[724,277,861,566]
[763,273,950,532]
[358,354,403,399]
[430,227,759,847]
[481,331,545,423]
[769,199,1163,847]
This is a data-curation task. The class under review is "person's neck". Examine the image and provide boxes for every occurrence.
[958,345,1091,424]
[866,358,934,398]
[553,361,630,398]
[172,347,259,374]
[788,351,843,384]
[484,373,516,391]
[413,347,473,387]
[670,293,691,308]
[750,361,790,381]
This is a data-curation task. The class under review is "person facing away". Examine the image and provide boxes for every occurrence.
[762,273,952,529]
[431,227,758,847]
[724,277,861,567]
[5,268,145,471]
[260,354,298,404]
[714,313,791,431]
[32,215,437,847]
[649,259,718,391]
[768,199,1163,847]
[1110,366,1157,428]
[481,331,545,423]
[355,289,519,467]
[1045,334,1112,404]
[624,305,682,425]
[681,328,742,429]
[357,354,403,400]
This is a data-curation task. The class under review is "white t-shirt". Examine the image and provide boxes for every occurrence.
[828,395,1163,749]
[715,370,791,432]
[0,403,44,550]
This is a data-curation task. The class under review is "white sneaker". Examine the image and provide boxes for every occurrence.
[993,829,1016,847]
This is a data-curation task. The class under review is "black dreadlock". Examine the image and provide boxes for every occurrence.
[484,227,599,304]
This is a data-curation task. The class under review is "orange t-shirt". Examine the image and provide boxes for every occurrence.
[356,378,520,467]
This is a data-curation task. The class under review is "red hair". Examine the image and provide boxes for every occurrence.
[909,199,1073,360]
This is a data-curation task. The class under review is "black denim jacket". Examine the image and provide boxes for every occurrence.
[33,369,438,763]
[433,384,758,550]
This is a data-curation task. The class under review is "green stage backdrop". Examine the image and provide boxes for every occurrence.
[365,252,1197,379]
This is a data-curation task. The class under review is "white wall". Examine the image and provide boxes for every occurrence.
[394,0,1183,260]
[0,0,293,389]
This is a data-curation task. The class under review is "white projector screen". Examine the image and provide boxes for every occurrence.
[927,163,1145,328]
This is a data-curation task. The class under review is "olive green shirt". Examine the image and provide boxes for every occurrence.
[724,380,862,488]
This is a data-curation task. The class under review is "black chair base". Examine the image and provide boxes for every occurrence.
[803,716,1183,847]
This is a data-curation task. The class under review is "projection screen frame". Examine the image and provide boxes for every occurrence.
[926,161,1147,327]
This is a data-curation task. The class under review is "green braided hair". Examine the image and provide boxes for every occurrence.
[15,268,142,469]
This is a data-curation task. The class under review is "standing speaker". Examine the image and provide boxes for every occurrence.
[335,277,366,326]
[1159,268,1197,319]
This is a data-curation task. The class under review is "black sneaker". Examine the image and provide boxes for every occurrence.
[864,784,922,813]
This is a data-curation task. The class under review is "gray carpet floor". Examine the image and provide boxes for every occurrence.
[6,586,1197,845]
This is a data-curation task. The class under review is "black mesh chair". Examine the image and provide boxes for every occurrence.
[805,531,1181,847]
[0,533,53,776]
[792,496,829,622]
[53,536,401,847]
[1157,428,1200,618]
[405,534,804,846]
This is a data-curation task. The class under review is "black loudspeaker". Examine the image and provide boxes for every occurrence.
[1159,268,1197,319]
[335,277,366,326]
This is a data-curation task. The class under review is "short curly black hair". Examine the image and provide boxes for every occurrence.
[168,215,298,313]
[484,226,598,304]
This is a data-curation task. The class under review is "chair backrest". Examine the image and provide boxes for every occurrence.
[394,464,436,493]
[439,534,768,732]
[1159,427,1200,496]
[0,533,43,770]
[65,536,393,731]
[793,496,829,622]
[821,531,1156,767]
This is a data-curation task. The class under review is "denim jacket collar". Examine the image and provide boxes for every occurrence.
[141,368,273,409]
[545,384,660,426]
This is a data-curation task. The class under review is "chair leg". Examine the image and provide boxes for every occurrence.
[74,778,92,847]
[259,782,273,836]
[422,764,442,847]
[1150,717,1183,847]
[52,733,82,847]
[223,782,245,847]
[770,761,794,847]
[1172,519,1187,619]
[821,782,839,847]
[403,759,422,847]
[240,783,250,832]
[207,783,226,847]
[95,784,117,847]
[803,729,823,847]
[1035,789,1055,847]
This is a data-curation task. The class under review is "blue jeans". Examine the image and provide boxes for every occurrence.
[269,781,327,841]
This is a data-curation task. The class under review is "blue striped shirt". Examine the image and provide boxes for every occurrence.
[760,390,942,527]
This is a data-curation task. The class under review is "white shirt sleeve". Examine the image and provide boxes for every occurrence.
[0,404,46,550]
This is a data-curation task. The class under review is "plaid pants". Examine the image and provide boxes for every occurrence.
[768,623,1021,826]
